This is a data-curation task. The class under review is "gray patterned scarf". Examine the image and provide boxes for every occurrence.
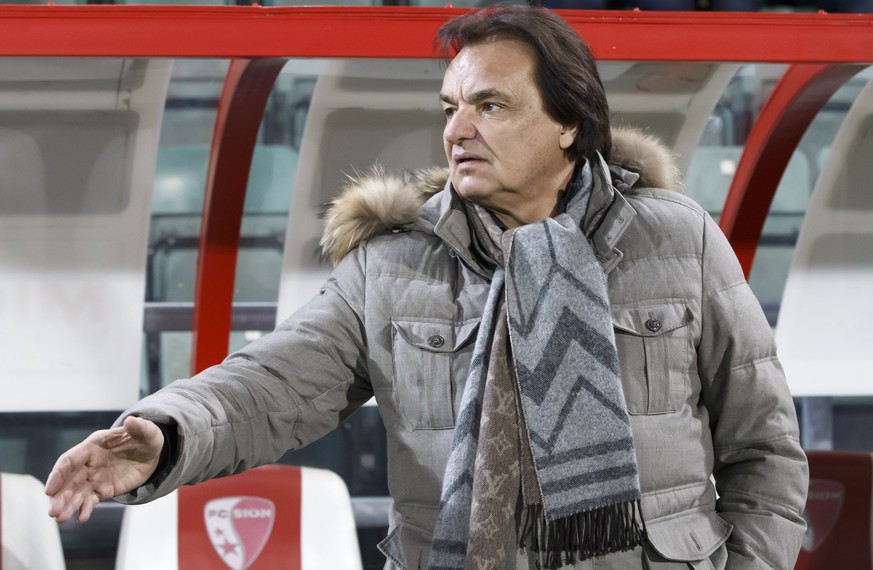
[429,156,645,570]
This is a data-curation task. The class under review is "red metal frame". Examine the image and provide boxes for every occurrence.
[719,63,867,277]
[0,6,871,62]
[1,6,869,370]
[191,58,286,374]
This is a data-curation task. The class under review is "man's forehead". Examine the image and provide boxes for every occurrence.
[441,40,536,93]
[448,40,534,70]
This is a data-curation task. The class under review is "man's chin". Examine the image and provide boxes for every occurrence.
[451,180,494,203]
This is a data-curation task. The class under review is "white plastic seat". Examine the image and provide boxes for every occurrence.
[0,472,66,570]
[0,57,172,413]
[776,73,873,397]
[115,464,361,570]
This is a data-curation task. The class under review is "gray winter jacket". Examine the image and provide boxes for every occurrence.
[117,128,808,569]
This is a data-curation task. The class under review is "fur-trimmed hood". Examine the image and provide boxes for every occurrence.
[320,126,679,266]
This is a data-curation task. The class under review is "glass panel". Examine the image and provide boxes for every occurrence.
[751,66,873,328]
[144,59,226,393]
[678,65,872,337]
[145,59,315,390]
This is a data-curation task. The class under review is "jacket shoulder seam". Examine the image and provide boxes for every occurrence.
[705,278,747,300]
[626,189,706,216]
[711,355,780,383]
[717,432,801,454]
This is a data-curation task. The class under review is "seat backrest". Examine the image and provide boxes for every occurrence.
[795,451,873,569]
[0,58,172,414]
[115,464,361,570]
[775,75,873,397]
[0,472,66,570]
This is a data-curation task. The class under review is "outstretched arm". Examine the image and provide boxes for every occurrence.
[45,416,164,523]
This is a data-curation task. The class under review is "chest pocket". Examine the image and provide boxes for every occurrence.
[391,318,479,430]
[613,302,693,415]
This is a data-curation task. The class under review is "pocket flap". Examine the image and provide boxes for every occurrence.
[646,509,732,561]
[391,319,480,353]
[377,515,435,570]
[612,302,692,337]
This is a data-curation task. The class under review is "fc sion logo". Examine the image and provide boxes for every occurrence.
[801,479,844,552]
[204,497,276,570]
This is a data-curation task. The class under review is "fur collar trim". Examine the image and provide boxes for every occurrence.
[320,126,679,266]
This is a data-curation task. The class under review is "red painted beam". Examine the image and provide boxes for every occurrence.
[718,63,867,277]
[0,6,871,62]
[191,58,286,375]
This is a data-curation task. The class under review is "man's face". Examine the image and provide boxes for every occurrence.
[440,39,577,228]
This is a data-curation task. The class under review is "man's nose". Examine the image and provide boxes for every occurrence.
[444,107,476,145]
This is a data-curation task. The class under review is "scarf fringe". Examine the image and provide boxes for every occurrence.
[517,501,646,569]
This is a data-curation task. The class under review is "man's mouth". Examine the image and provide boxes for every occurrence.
[454,153,484,165]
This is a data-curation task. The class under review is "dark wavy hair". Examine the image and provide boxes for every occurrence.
[437,4,612,162]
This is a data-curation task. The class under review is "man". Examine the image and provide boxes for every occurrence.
[46,5,808,569]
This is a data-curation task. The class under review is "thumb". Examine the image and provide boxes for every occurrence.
[122,415,148,434]
[116,416,165,470]
[122,416,163,448]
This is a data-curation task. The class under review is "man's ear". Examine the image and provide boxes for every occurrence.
[559,124,579,150]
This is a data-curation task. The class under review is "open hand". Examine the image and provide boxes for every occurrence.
[45,416,164,523]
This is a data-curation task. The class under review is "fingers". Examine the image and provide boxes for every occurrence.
[47,488,81,524]
[44,419,164,524]
[47,489,69,521]
[44,453,73,496]
[44,434,102,495]
[45,447,95,501]
[47,488,101,524]
[76,492,101,524]
[45,431,109,523]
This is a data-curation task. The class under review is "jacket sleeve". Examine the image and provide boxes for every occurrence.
[115,249,372,504]
[696,215,808,569]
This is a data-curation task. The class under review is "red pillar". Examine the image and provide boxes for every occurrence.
[191,58,286,375]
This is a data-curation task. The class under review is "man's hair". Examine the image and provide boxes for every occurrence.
[437,4,612,162]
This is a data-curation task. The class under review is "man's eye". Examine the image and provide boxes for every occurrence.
[443,107,456,119]
[483,103,501,112]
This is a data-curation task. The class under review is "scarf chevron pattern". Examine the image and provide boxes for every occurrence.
[429,157,645,570]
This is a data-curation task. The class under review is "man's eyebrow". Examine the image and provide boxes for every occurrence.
[439,88,506,106]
